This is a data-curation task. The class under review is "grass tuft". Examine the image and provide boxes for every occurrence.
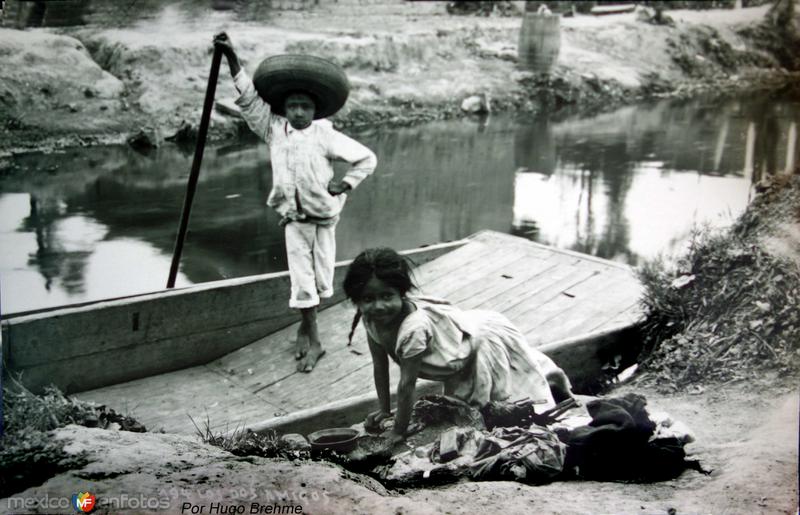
[636,174,800,389]
[1,377,146,497]
[189,414,308,460]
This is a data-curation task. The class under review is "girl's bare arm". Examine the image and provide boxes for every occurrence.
[393,354,423,437]
[367,336,391,414]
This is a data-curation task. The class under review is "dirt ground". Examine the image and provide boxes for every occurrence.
[1,379,796,515]
[1,3,798,157]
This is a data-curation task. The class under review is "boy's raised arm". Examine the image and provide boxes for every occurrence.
[214,32,241,77]
[214,32,272,142]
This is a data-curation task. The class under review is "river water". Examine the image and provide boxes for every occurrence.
[1,93,798,314]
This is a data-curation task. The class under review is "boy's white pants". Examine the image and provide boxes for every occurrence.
[284,220,337,309]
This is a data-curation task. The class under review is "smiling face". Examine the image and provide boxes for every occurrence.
[284,92,316,130]
[356,275,405,324]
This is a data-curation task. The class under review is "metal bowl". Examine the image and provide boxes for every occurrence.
[307,428,359,453]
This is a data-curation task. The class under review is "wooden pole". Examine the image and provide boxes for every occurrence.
[167,46,222,288]
[786,122,797,175]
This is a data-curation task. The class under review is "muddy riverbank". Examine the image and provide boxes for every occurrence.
[1,3,799,157]
[1,379,797,515]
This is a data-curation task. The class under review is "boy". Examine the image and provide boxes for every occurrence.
[214,32,377,372]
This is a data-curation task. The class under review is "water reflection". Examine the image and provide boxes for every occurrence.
[4,0,89,28]
[1,94,798,314]
[512,95,799,265]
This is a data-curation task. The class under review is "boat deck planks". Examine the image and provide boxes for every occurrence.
[76,231,645,434]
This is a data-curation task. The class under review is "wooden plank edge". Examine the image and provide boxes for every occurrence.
[3,238,470,322]
[3,239,468,393]
[470,230,637,272]
[225,381,442,438]
[538,320,645,393]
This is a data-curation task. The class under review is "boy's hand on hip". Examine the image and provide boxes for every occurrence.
[327,180,352,196]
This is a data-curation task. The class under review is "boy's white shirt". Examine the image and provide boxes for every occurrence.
[233,69,377,220]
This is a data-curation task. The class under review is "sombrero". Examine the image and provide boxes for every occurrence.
[252,54,350,119]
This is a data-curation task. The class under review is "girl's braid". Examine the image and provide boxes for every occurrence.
[347,309,362,346]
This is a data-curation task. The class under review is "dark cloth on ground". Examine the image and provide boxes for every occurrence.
[560,393,705,482]
[480,397,577,429]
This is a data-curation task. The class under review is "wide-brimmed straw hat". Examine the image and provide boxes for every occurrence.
[252,54,350,119]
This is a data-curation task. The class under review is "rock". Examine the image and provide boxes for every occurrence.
[215,98,242,118]
[460,93,491,114]
[0,28,124,109]
[127,127,161,150]
[498,49,518,62]
[438,428,460,463]
[165,120,197,144]
[120,417,147,433]
[83,414,100,428]
[635,5,655,22]
[279,433,311,452]
[512,70,536,82]
[475,39,517,62]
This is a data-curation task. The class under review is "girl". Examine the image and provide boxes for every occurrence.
[343,247,573,447]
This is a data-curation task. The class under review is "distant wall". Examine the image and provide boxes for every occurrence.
[526,0,770,13]
[0,0,447,30]
[268,0,446,14]
[1,240,465,395]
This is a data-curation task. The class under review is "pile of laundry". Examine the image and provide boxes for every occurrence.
[366,393,706,486]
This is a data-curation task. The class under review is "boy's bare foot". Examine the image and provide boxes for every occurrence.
[294,332,309,360]
[294,325,309,360]
[297,345,325,373]
[297,306,322,371]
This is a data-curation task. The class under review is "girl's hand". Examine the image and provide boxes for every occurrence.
[364,410,392,432]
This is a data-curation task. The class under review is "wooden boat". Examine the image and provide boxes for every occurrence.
[590,4,637,16]
[1,231,645,435]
